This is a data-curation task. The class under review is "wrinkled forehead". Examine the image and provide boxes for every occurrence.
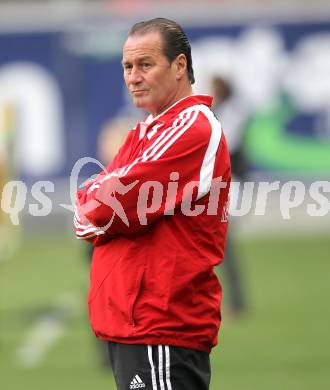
[122,31,165,60]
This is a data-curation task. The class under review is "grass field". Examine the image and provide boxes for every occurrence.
[1,231,329,390]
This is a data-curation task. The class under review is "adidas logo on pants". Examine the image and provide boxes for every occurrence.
[130,374,146,389]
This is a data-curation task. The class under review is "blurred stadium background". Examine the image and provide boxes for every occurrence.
[0,1,329,389]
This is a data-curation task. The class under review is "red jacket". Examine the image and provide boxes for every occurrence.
[75,95,231,353]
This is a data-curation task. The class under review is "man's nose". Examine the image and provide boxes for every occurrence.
[129,67,143,83]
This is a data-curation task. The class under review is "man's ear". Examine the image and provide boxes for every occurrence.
[174,54,187,81]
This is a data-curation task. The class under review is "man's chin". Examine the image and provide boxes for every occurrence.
[133,97,149,111]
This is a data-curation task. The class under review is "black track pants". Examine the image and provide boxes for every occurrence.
[107,342,211,390]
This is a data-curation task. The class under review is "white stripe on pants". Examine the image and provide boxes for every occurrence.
[148,345,173,390]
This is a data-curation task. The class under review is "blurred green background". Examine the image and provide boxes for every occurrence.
[1,232,329,390]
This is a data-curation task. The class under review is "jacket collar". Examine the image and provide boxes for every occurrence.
[145,94,213,126]
[138,95,213,140]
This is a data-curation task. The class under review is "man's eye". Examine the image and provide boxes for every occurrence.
[124,64,132,71]
[141,63,151,69]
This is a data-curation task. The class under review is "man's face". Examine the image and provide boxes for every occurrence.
[122,31,181,116]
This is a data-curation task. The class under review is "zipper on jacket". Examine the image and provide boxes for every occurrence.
[129,269,145,328]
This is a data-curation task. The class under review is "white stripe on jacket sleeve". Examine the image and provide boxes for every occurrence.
[74,103,221,236]
[89,109,196,187]
[196,104,223,200]
[74,205,105,239]
[143,111,192,161]
[120,110,193,177]
[150,108,199,161]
